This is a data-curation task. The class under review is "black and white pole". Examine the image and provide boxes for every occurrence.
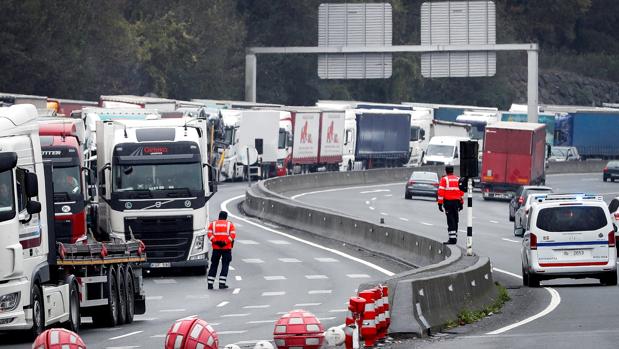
[466,177,473,256]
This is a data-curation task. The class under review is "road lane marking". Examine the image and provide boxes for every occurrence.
[229,266,235,270]
[278,258,301,263]
[365,201,370,205]
[242,258,264,264]
[459,229,466,233]
[290,183,399,200]
[186,295,209,300]
[247,320,277,324]
[235,276,242,281]
[399,217,409,221]
[237,239,259,245]
[305,275,328,279]
[294,302,321,307]
[315,257,338,263]
[421,222,433,226]
[146,296,163,301]
[233,288,241,295]
[268,240,291,245]
[371,197,377,201]
[308,290,332,294]
[490,268,561,335]
[384,194,393,197]
[380,212,388,216]
[264,275,287,280]
[159,309,186,313]
[244,304,270,309]
[490,220,499,224]
[109,331,143,340]
[218,331,248,335]
[317,317,337,321]
[346,274,371,279]
[502,238,520,243]
[217,301,229,307]
[153,279,176,284]
[150,335,166,338]
[369,206,375,210]
[221,313,250,318]
[223,195,394,277]
[262,291,286,296]
[329,309,348,313]
[361,189,391,194]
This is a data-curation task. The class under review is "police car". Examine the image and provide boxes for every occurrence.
[521,193,618,287]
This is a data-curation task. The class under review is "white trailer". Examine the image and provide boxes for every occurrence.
[0,105,146,337]
[99,95,177,112]
[96,118,217,274]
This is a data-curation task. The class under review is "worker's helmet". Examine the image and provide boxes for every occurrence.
[33,328,86,349]
[165,317,219,349]
[445,165,454,174]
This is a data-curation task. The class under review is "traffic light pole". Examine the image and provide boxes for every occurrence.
[466,177,473,256]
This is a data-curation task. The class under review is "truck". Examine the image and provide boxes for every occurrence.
[342,109,411,170]
[99,95,177,112]
[500,104,561,146]
[96,117,217,274]
[278,107,346,174]
[551,108,619,159]
[0,104,146,336]
[47,98,98,117]
[38,118,92,244]
[422,136,472,166]
[0,92,48,111]
[403,102,498,122]
[481,122,546,200]
[218,110,280,180]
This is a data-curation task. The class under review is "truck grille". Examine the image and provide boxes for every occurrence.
[424,161,444,166]
[124,216,193,263]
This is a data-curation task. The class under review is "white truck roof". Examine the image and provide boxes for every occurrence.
[486,121,545,131]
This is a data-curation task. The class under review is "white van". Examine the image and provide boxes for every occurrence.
[521,194,618,287]
[421,136,471,166]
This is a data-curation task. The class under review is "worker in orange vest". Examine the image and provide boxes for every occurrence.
[437,165,464,244]
[207,211,236,289]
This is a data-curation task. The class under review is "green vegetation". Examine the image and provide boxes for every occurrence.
[1,0,618,107]
[445,283,511,329]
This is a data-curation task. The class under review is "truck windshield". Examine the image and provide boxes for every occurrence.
[426,144,454,157]
[0,170,15,217]
[52,166,81,198]
[224,127,235,145]
[551,147,568,157]
[536,206,607,232]
[114,162,203,193]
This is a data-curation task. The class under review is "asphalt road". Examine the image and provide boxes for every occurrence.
[1,182,406,349]
[292,172,619,348]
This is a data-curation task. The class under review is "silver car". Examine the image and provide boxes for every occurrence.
[404,171,439,199]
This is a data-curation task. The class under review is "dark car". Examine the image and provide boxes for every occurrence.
[405,171,439,199]
[508,185,553,221]
[603,161,619,182]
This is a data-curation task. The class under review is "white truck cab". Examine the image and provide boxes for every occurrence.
[422,136,471,166]
[521,193,618,287]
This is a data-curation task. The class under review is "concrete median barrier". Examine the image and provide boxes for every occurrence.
[242,166,503,336]
[546,160,606,174]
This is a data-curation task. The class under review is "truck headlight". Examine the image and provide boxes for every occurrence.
[0,292,20,312]
[194,235,205,251]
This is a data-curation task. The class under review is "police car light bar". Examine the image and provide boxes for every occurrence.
[536,193,603,203]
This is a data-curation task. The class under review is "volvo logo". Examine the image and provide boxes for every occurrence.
[155,201,162,208]
[125,202,133,209]
[61,205,71,213]
[184,200,191,208]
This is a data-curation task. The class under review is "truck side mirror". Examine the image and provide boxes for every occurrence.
[0,152,18,172]
[99,163,111,196]
[420,129,426,141]
[25,172,38,198]
[82,167,95,186]
[26,200,41,215]
[204,163,218,198]
[255,139,264,155]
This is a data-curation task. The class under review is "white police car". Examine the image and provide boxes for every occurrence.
[521,194,618,287]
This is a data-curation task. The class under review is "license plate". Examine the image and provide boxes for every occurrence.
[149,262,171,268]
[492,193,510,199]
[562,249,586,257]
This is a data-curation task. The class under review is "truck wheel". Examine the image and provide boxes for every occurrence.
[64,281,81,332]
[117,267,128,325]
[124,269,135,324]
[30,285,45,339]
[93,268,119,327]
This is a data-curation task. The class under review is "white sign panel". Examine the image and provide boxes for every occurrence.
[421,1,496,78]
[318,3,392,79]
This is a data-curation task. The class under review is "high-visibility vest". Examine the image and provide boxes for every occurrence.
[207,220,236,250]
[437,174,464,204]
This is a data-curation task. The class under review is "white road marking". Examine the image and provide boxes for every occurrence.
[315,257,338,263]
[459,229,467,233]
[346,274,371,279]
[278,258,301,263]
[371,197,377,201]
[146,296,163,301]
[305,275,328,279]
[268,240,291,245]
[361,189,391,194]
[153,279,176,284]
[329,309,348,313]
[108,331,143,341]
[247,320,277,324]
[218,331,248,335]
[159,309,186,313]
[380,212,388,216]
[242,258,264,264]
[421,222,433,226]
[264,275,287,280]
[150,335,166,339]
[490,268,561,335]
[221,313,250,318]
[133,315,158,321]
[294,302,321,307]
[262,291,286,296]
[384,194,393,197]
[217,301,229,307]
[223,195,394,277]
[369,206,375,210]
[490,220,499,224]
[229,266,235,270]
[233,288,241,295]
[317,317,337,321]
[308,290,332,294]
[244,304,270,309]
[290,182,398,200]
[399,217,409,221]
[237,239,259,245]
[235,275,242,281]
[365,201,370,205]
[502,238,520,243]
[185,295,209,299]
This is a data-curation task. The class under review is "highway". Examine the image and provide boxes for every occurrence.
[291,172,619,348]
[1,182,406,349]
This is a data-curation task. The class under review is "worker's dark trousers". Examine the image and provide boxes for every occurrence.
[443,200,460,239]
[208,249,232,286]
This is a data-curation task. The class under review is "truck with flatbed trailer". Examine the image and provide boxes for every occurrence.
[0,104,146,336]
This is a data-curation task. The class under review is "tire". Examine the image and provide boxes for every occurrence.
[405,192,412,200]
[117,267,128,325]
[124,269,135,324]
[528,272,541,287]
[601,271,618,286]
[522,265,529,287]
[64,281,81,332]
[93,268,119,327]
[30,285,45,339]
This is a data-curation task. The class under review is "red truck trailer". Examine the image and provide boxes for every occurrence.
[481,122,546,200]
